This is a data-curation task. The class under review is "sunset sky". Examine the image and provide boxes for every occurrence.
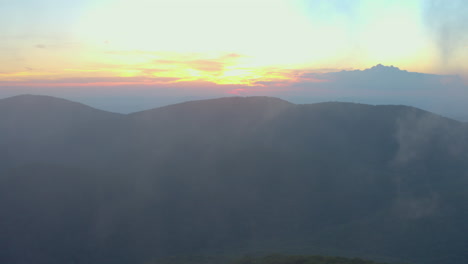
[1,0,468,114]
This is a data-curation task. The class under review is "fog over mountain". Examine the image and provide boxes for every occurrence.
[1,95,468,264]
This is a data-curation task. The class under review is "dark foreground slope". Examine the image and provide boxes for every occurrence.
[1,95,468,264]
[148,254,392,264]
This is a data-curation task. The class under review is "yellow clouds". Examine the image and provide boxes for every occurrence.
[99,51,295,86]
[0,50,298,87]
[151,53,241,73]
[1,0,448,88]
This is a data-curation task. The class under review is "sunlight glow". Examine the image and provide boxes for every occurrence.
[1,0,461,88]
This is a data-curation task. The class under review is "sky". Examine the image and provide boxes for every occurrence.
[1,0,468,115]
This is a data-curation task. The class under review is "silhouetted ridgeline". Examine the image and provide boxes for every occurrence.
[1,95,467,264]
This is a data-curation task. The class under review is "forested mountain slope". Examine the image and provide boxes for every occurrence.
[1,95,467,264]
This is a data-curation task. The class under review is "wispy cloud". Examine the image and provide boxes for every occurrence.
[0,76,181,87]
[152,59,225,73]
[227,88,248,95]
[151,53,243,73]
[423,0,468,69]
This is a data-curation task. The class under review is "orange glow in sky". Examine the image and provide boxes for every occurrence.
[1,0,467,89]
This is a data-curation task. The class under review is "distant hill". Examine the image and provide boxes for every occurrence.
[0,94,123,168]
[1,95,467,264]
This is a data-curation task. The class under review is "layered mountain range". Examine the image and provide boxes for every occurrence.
[1,95,468,264]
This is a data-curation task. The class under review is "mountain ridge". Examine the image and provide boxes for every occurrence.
[1,94,462,123]
[0,94,122,115]
[1,94,468,264]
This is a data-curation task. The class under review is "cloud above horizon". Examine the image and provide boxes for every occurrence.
[2,1,468,117]
[1,64,468,118]
[3,0,467,77]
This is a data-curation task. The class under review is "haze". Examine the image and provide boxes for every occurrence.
[2,2,468,264]
[1,0,468,117]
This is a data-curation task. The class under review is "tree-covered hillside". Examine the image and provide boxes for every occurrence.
[1,95,467,264]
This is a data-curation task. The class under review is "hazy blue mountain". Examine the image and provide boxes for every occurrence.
[1,95,468,264]
[304,64,462,91]
[0,94,124,168]
[292,64,468,119]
